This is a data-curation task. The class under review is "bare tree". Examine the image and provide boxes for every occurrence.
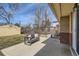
[34,7,51,33]
[0,4,19,25]
[44,8,51,32]
[34,8,41,33]
[8,3,20,12]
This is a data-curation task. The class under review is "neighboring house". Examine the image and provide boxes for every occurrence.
[0,25,20,36]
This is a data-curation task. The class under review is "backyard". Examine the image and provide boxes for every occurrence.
[0,34,24,56]
[0,3,63,56]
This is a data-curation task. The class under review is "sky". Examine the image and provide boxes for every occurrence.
[0,3,58,27]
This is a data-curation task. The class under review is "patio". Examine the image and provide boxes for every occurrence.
[1,34,72,56]
[35,37,72,56]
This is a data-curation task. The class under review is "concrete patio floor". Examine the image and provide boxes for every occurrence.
[35,37,72,56]
[1,35,72,56]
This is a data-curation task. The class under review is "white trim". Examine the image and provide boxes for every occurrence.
[0,0,79,3]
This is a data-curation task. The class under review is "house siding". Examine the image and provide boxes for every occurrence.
[0,25,20,36]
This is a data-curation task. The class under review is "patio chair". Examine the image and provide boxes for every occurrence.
[24,33,39,46]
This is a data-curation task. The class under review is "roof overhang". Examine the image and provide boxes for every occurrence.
[49,3,75,21]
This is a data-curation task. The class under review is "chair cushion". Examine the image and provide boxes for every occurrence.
[35,34,38,37]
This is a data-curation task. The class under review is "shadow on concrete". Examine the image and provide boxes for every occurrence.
[34,37,72,56]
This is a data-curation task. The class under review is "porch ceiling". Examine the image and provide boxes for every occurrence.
[49,3,74,21]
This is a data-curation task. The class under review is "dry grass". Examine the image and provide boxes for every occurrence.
[0,51,4,56]
[0,34,24,56]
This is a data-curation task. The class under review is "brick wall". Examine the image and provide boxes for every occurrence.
[60,16,72,45]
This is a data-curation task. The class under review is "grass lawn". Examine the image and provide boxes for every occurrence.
[0,34,24,56]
